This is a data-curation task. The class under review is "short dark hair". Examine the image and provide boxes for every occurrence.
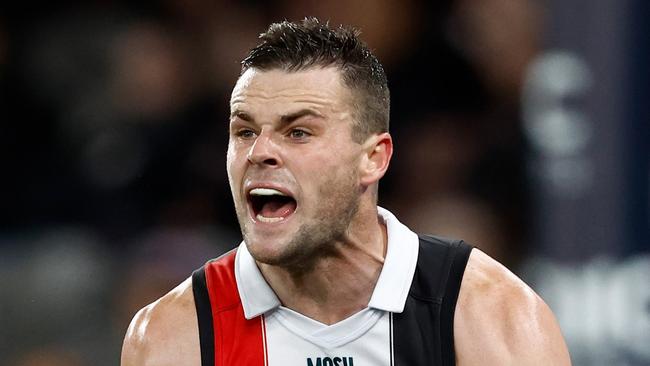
[241,17,390,142]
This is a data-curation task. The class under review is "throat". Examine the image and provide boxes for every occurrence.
[257,250,383,325]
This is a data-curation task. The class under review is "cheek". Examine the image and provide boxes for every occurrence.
[298,152,359,190]
[226,142,242,172]
[226,144,244,190]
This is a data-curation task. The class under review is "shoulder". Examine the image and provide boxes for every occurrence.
[454,249,571,366]
[121,277,201,366]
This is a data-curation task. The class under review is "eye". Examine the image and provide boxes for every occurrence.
[235,129,256,139]
[288,128,310,140]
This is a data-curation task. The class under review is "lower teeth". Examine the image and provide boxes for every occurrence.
[257,214,284,223]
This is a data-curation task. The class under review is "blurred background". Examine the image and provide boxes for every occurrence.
[1,0,648,365]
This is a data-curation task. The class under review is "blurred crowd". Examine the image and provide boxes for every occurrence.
[1,1,644,365]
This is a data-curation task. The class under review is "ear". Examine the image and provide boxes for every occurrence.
[359,132,393,187]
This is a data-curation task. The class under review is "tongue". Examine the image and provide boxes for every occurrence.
[259,198,297,218]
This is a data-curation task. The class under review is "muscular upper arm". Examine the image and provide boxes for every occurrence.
[121,277,201,366]
[121,304,150,366]
[454,249,571,366]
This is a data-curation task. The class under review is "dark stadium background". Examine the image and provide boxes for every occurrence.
[1,1,648,365]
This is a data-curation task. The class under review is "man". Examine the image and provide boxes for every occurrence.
[121,18,571,365]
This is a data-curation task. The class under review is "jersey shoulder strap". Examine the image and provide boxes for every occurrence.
[192,249,267,366]
[392,235,473,366]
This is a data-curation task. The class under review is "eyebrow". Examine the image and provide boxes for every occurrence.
[230,110,252,121]
[280,109,324,124]
[230,109,324,124]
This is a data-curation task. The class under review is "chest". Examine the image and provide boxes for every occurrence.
[262,309,393,366]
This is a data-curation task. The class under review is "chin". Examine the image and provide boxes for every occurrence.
[246,235,319,270]
[245,240,291,265]
[243,229,290,262]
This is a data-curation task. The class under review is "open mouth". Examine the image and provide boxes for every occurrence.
[248,188,297,223]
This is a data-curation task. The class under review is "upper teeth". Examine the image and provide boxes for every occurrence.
[250,188,286,196]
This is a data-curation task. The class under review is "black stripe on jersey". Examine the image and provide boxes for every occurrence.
[392,235,473,366]
[440,240,473,363]
[389,313,394,366]
[192,266,215,366]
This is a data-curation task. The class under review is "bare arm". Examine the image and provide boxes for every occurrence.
[454,250,571,366]
[121,277,201,366]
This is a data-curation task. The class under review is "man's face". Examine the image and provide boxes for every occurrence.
[227,67,365,267]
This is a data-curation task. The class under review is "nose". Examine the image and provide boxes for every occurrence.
[247,131,281,167]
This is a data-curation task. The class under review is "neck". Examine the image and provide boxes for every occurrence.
[257,206,388,325]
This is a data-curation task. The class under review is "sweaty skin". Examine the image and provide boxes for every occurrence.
[227,67,392,324]
[121,67,572,366]
[121,250,572,365]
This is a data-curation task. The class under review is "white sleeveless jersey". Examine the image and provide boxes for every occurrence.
[192,208,472,366]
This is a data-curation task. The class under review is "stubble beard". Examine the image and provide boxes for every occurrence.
[238,171,361,271]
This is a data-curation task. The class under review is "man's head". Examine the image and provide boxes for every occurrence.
[241,17,389,143]
[227,18,392,269]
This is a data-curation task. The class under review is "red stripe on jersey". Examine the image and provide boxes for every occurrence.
[204,250,266,366]
[262,315,269,366]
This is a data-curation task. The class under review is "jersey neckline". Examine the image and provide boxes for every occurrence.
[235,206,420,320]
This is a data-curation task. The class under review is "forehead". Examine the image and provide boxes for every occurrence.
[230,67,351,111]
